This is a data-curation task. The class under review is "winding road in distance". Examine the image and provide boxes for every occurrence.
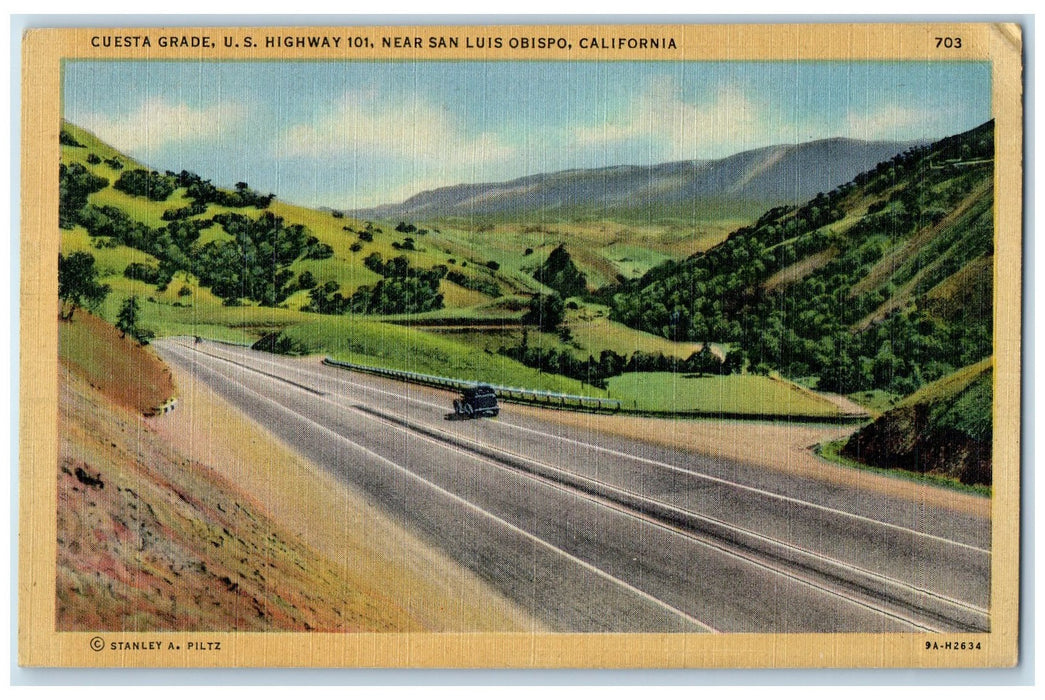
[154,337,991,634]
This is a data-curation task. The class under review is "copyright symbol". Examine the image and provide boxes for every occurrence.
[90,637,104,652]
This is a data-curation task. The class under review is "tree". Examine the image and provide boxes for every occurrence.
[522,293,565,332]
[115,295,153,344]
[533,244,586,298]
[59,163,108,228]
[722,348,747,375]
[113,169,176,201]
[685,344,724,376]
[58,252,109,320]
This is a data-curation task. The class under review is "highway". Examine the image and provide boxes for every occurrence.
[154,338,992,633]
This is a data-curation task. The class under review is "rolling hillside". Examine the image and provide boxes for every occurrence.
[605,121,995,480]
[58,119,992,430]
[609,121,995,398]
[59,120,849,415]
[353,138,918,223]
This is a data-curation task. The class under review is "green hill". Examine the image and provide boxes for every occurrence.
[607,121,995,399]
[59,120,984,420]
[58,122,694,406]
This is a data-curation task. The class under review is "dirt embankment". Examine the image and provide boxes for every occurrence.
[842,362,993,487]
[842,404,991,486]
[57,319,534,632]
[58,311,174,415]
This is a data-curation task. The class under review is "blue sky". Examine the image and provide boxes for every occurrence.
[62,60,991,209]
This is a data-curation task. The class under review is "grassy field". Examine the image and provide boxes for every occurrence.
[846,389,903,414]
[279,315,606,396]
[899,357,993,408]
[606,372,846,417]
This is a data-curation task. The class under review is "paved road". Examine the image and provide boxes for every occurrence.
[155,338,992,633]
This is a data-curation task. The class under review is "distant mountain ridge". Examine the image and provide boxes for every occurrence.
[352,138,922,221]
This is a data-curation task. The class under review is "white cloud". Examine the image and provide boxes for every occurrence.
[275,91,517,165]
[76,98,248,154]
[570,77,768,161]
[845,104,946,141]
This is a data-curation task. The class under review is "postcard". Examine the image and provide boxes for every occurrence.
[18,21,1023,668]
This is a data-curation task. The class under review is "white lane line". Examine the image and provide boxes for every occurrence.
[178,343,980,631]
[353,406,979,633]
[178,344,973,632]
[498,421,993,556]
[175,340,991,556]
[163,342,720,633]
[181,345,939,633]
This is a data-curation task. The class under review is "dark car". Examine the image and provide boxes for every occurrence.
[453,385,500,418]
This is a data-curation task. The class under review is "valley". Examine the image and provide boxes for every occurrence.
[54,116,997,633]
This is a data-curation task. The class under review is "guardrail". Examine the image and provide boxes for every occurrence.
[184,337,859,424]
[322,358,621,413]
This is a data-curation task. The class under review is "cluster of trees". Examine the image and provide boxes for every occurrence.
[59,129,85,148]
[251,331,309,355]
[304,253,447,316]
[59,163,109,228]
[84,205,313,306]
[59,149,341,312]
[124,262,172,289]
[303,236,334,260]
[114,169,177,201]
[352,254,445,314]
[61,146,450,314]
[58,253,155,344]
[195,212,311,306]
[161,200,208,221]
[78,204,210,289]
[533,244,587,298]
[348,275,444,315]
[172,171,275,209]
[58,252,109,320]
[343,222,381,239]
[607,121,996,396]
[498,343,612,388]
[304,281,352,315]
[522,293,564,332]
[394,221,429,235]
[115,296,154,345]
[499,341,744,390]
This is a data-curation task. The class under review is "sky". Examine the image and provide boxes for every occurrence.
[62,60,992,209]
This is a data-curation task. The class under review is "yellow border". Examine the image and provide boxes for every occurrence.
[19,22,1023,669]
